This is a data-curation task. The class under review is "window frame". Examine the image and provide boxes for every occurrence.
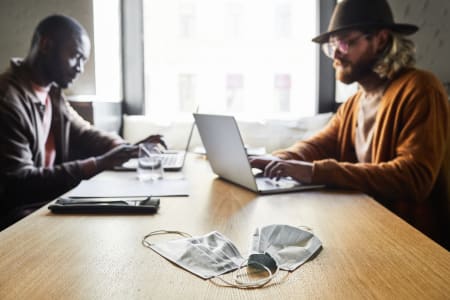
[121,0,337,116]
[317,0,337,113]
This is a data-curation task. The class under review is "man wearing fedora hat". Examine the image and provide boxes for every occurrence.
[251,0,449,249]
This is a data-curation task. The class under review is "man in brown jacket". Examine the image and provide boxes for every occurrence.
[251,0,449,249]
[0,15,163,229]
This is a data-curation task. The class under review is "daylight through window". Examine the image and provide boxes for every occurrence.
[143,0,318,121]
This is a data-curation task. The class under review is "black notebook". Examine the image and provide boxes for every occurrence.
[48,196,160,214]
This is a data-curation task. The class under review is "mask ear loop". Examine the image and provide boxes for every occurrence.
[213,259,278,289]
[142,230,192,248]
[234,259,279,288]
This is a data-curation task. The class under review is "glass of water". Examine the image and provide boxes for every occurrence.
[137,143,164,181]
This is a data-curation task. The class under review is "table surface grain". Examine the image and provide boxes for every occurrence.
[1,154,449,299]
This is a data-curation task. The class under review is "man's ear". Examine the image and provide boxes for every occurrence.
[38,36,54,54]
[375,29,391,53]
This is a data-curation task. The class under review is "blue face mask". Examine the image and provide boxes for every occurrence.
[143,225,322,289]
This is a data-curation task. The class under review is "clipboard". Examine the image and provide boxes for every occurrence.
[48,196,160,214]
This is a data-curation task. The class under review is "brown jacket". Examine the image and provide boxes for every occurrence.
[0,60,120,212]
[274,68,449,248]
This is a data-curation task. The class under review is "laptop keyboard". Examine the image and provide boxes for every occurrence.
[119,152,185,170]
[161,153,184,167]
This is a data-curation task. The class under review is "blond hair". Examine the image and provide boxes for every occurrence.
[373,32,416,79]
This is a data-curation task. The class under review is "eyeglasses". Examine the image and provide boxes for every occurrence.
[321,34,371,58]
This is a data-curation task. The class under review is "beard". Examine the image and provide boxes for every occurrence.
[54,77,71,89]
[41,52,76,89]
[333,55,378,84]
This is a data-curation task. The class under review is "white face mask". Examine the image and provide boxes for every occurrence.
[147,231,244,279]
[143,225,322,288]
[249,224,322,271]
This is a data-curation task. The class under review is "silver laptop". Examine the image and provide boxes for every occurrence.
[118,122,195,171]
[193,113,324,194]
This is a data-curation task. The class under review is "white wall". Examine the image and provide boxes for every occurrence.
[391,0,450,84]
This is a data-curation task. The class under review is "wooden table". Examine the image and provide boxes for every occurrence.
[1,154,449,299]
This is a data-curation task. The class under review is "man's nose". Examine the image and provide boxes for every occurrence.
[75,61,84,73]
[333,48,344,60]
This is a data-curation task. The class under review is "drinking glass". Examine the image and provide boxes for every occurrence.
[137,143,164,181]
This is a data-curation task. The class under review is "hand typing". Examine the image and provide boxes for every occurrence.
[95,144,138,171]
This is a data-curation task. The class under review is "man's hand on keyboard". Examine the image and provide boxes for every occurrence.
[135,134,167,150]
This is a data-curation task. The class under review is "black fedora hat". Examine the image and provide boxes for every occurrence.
[312,0,418,43]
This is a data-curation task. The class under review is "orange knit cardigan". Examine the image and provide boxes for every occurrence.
[274,68,449,246]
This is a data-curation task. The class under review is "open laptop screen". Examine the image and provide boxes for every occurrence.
[193,113,324,194]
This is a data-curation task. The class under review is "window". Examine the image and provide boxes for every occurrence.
[274,2,292,38]
[336,81,358,103]
[92,0,122,101]
[226,73,244,111]
[274,74,291,112]
[225,2,243,38]
[142,0,318,121]
[179,2,196,38]
[179,74,196,111]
